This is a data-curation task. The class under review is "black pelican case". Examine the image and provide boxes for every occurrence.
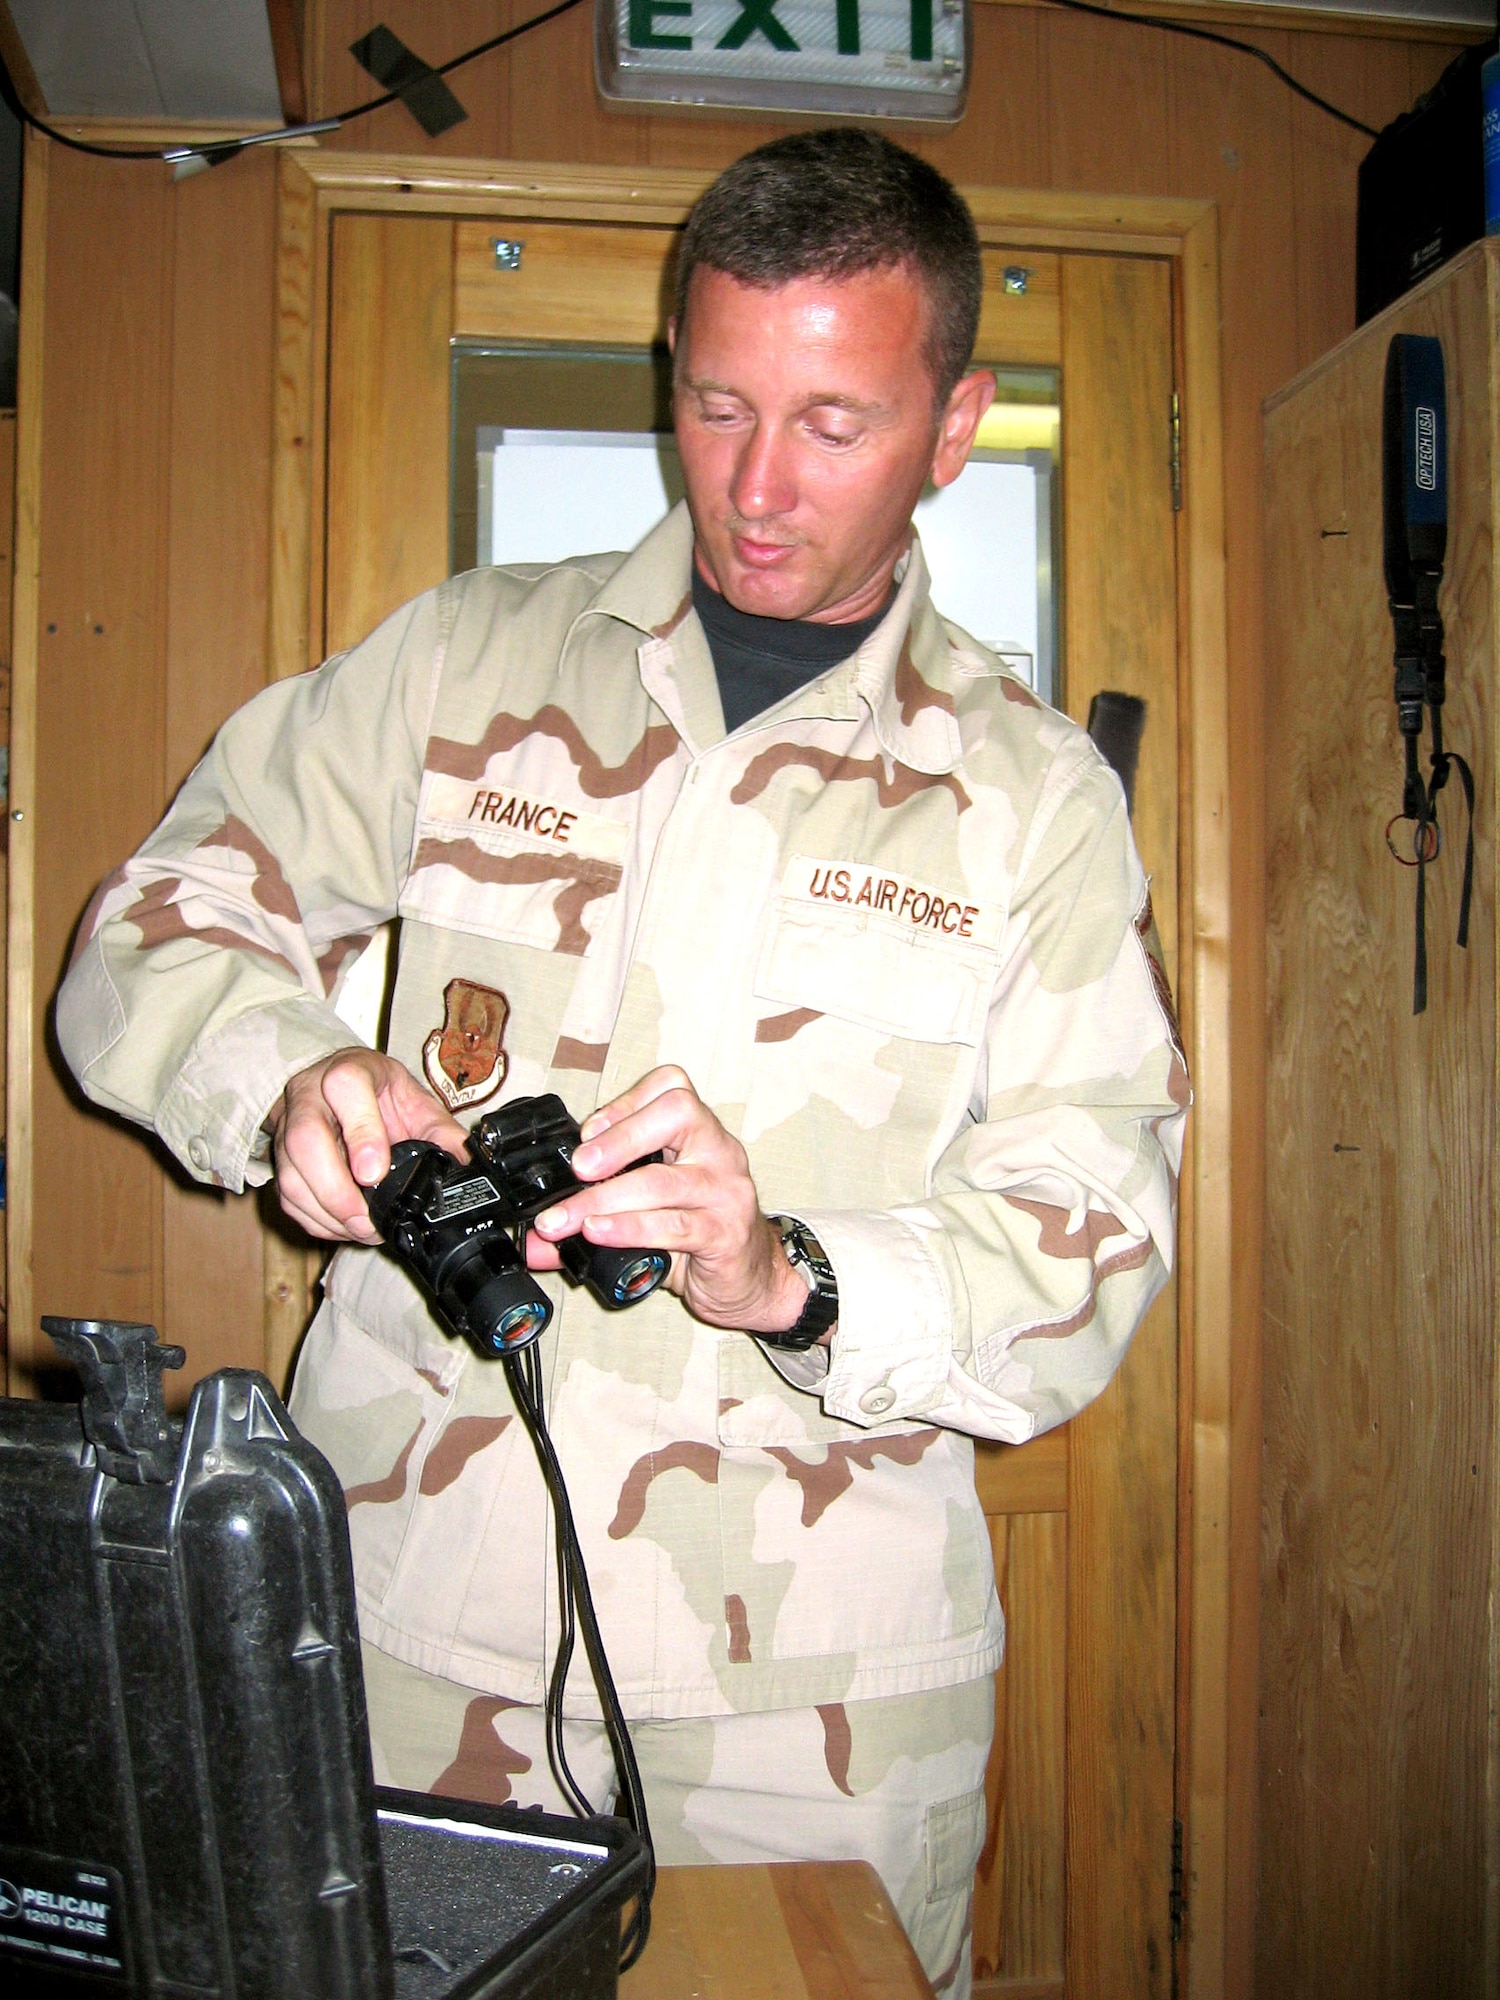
[0,1318,647,1998]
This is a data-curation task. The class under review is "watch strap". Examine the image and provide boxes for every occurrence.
[758,1216,839,1350]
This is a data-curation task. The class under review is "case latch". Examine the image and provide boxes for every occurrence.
[42,1317,184,1485]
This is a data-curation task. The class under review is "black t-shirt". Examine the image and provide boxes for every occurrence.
[691,566,892,734]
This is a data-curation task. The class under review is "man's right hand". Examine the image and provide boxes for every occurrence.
[264,1049,468,1243]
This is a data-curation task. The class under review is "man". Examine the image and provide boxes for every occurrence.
[58,130,1187,1996]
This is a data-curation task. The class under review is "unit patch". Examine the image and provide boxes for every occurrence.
[423,978,510,1111]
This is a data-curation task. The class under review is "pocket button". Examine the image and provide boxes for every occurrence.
[859,1385,897,1416]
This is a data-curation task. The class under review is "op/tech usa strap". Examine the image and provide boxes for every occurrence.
[1382,332,1473,1015]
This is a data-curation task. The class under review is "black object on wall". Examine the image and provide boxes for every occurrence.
[1357,41,1497,327]
[1087,690,1147,816]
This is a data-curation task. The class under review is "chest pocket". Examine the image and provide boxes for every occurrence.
[756,892,1004,1048]
[399,777,628,959]
[742,871,1002,1206]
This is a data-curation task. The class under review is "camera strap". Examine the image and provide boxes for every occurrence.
[1382,332,1473,1014]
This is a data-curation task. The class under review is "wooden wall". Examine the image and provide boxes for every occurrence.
[1261,238,1498,2000]
[15,142,278,1391]
[9,3,1473,1992]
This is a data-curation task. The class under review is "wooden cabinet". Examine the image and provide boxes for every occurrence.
[1261,238,1498,2000]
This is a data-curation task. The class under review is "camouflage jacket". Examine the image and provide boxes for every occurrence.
[57,504,1188,1719]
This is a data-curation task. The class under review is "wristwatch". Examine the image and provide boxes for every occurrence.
[759,1216,839,1350]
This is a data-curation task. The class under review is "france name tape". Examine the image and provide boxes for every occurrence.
[782,854,1000,946]
[419,774,628,863]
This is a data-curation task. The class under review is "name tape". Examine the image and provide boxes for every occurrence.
[421,774,628,863]
[782,853,998,946]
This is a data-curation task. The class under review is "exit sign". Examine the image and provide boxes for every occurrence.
[595,0,970,122]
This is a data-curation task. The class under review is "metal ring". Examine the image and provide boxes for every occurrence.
[1386,814,1441,866]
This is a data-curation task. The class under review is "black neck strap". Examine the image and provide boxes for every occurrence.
[1382,333,1473,1015]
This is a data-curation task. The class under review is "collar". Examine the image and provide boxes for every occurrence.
[575,502,967,774]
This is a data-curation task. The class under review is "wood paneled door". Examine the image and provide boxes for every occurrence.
[7,149,1231,1998]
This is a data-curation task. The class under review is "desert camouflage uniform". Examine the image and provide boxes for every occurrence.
[57,503,1187,1993]
[362,1640,992,1995]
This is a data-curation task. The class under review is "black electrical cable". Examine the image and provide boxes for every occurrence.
[515,1343,595,1823]
[1047,0,1380,138]
[0,0,588,165]
[0,0,1382,165]
[503,1340,656,1972]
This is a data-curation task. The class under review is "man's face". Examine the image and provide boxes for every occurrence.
[671,264,994,625]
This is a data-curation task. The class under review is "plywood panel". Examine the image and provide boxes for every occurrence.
[1003,1513,1068,1985]
[7,130,45,1388]
[28,147,174,1363]
[1045,11,1171,195]
[159,152,281,1388]
[455,218,676,343]
[509,0,645,168]
[1061,253,1180,1998]
[974,1511,1069,2000]
[1162,35,1298,1990]
[1260,244,1496,2000]
[0,409,15,1336]
[924,3,1047,190]
[974,1428,1067,1516]
[974,251,1060,369]
[326,213,453,651]
[1062,253,1179,973]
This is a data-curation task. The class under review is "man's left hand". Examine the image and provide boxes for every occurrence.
[528,1065,812,1336]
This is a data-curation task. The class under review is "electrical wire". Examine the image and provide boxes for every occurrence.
[0,0,1387,166]
[0,0,588,167]
[1047,0,1381,138]
[503,1339,656,1972]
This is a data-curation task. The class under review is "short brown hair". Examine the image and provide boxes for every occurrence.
[674,129,982,406]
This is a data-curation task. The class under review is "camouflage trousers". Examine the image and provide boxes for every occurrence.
[362,1641,993,1999]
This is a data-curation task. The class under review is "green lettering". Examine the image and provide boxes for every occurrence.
[717,0,798,52]
[836,0,860,53]
[910,0,932,61]
[630,0,692,49]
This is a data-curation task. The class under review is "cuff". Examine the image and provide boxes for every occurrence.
[756,1338,831,1395]
[156,996,363,1191]
[786,1206,952,1428]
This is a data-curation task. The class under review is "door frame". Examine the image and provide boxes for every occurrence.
[277,152,1231,2000]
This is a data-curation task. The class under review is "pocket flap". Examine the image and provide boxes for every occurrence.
[755,899,997,1045]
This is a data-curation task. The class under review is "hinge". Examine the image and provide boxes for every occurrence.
[1170,391,1183,512]
[1170,1816,1187,1943]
